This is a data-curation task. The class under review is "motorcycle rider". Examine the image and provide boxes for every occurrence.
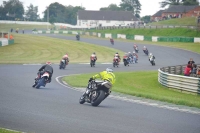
[83,68,116,99]
[90,52,97,63]
[149,53,155,61]
[76,33,80,40]
[110,38,114,44]
[61,53,69,65]
[143,46,148,51]
[114,52,121,64]
[132,51,138,63]
[32,62,53,87]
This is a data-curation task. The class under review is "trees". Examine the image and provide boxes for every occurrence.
[99,0,141,18]
[141,15,151,23]
[42,3,85,24]
[25,4,39,21]
[160,0,199,8]
[182,0,199,5]
[2,0,24,20]
[120,0,141,18]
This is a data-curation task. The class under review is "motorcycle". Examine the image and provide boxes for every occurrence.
[143,49,149,55]
[76,35,80,41]
[79,80,112,107]
[123,57,129,66]
[134,47,139,53]
[110,39,114,45]
[113,57,119,67]
[149,57,155,66]
[59,59,67,69]
[133,55,138,63]
[33,72,50,89]
[90,59,96,67]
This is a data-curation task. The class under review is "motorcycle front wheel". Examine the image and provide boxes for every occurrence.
[91,90,105,107]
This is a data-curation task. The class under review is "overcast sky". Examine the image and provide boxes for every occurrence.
[2,0,164,17]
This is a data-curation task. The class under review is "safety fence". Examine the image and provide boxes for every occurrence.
[36,30,200,43]
[158,64,200,94]
[94,25,196,30]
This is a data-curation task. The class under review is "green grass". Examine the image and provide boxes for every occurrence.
[63,71,200,108]
[88,28,200,37]
[0,34,124,64]
[0,23,54,32]
[0,128,21,133]
[149,17,197,26]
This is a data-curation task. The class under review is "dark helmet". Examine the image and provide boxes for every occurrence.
[93,52,95,54]
[116,52,118,54]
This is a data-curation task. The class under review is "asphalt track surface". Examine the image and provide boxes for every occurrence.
[0,32,200,133]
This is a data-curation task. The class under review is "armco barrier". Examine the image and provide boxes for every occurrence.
[158,65,200,94]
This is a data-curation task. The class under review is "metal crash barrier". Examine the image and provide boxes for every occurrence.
[158,65,200,94]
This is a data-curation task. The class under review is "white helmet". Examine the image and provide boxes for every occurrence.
[106,68,113,73]
[150,53,152,56]
[128,52,131,54]
[144,46,146,48]
[133,51,135,54]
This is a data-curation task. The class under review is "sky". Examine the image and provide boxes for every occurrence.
[1,0,164,17]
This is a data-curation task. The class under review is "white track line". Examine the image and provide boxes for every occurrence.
[56,74,200,115]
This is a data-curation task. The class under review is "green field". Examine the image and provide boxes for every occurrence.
[0,34,124,64]
[63,71,200,108]
[0,23,54,32]
[149,17,197,26]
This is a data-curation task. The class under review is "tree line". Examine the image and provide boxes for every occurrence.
[0,0,199,25]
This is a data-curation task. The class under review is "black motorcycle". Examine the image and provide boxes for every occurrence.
[33,72,50,89]
[59,59,66,69]
[90,59,95,67]
[123,57,129,66]
[149,57,156,66]
[134,47,139,53]
[76,35,80,41]
[113,57,119,67]
[143,49,149,55]
[79,80,112,107]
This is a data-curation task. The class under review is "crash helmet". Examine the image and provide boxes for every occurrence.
[93,52,96,54]
[133,51,135,54]
[149,53,152,56]
[106,68,113,73]
[46,61,51,65]
[144,46,146,48]
[116,52,118,54]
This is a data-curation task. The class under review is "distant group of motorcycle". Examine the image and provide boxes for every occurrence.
[32,36,156,107]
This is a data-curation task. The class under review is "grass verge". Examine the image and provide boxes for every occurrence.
[0,128,21,133]
[149,17,197,26]
[63,71,200,108]
[0,24,54,32]
[0,34,124,64]
[88,28,200,37]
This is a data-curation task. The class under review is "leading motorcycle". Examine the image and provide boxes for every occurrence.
[33,72,50,89]
[79,80,112,107]
[149,57,156,66]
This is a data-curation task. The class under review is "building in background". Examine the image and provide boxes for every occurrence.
[77,10,139,28]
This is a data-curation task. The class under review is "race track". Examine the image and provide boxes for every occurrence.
[0,32,200,133]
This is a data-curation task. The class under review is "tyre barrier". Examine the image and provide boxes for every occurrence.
[158,64,200,94]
